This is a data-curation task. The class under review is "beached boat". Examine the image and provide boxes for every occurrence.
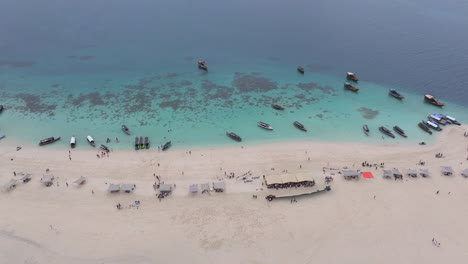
[389,89,404,99]
[293,121,307,132]
[0,134,5,140]
[135,137,139,150]
[344,81,359,91]
[257,121,273,130]
[424,94,444,106]
[297,66,305,74]
[363,125,370,136]
[122,125,131,135]
[70,136,76,148]
[226,132,242,141]
[379,126,395,138]
[424,120,442,131]
[87,136,96,147]
[39,136,61,146]
[162,141,171,151]
[346,72,359,82]
[418,122,432,135]
[271,104,285,110]
[393,126,407,138]
[100,144,110,152]
[439,114,461,126]
[198,60,208,70]
[139,136,144,149]
[428,114,447,125]
[144,137,149,149]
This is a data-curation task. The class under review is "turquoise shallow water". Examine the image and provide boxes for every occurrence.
[1,0,468,149]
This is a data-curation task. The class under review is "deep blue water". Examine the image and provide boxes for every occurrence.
[0,0,467,148]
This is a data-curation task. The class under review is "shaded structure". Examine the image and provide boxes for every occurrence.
[441,166,454,176]
[158,184,172,194]
[121,184,136,193]
[20,174,32,183]
[342,170,360,180]
[462,169,468,177]
[419,169,430,177]
[3,179,17,192]
[40,174,54,187]
[213,181,225,192]
[73,176,86,185]
[108,184,120,193]
[189,184,198,193]
[200,183,210,193]
[407,169,418,177]
[383,169,393,179]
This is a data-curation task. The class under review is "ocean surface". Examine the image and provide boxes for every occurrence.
[1,0,467,149]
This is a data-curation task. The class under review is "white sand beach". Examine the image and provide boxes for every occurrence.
[1,125,468,264]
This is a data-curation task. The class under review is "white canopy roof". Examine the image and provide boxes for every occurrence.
[213,181,225,190]
[108,184,120,192]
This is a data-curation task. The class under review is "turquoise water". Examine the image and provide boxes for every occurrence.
[1,0,468,149]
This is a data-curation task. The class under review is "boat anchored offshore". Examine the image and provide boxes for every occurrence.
[39,136,61,146]
[389,89,404,99]
[379,126,395,138]
[87,136,96,147]
[344,81,359,91]
[226,132,242,141]
[162,141,171,151]
[198,60,208,70]
[393,126,407,138]
[424,94,444,106]
[297,66,305,74]
[363,125,370,136]
[293,121,307,132]
[257,121,273,130]
[271,103,285,110]
[122,125,131,135]
[418,122,432,135]
[70,136,76,148]
[346,72,359,82]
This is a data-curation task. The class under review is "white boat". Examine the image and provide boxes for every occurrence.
[257,121,273,130]
[70,136,76,148]
[87,135,96,147]
[0,134,5,140]
[444,115,461,125]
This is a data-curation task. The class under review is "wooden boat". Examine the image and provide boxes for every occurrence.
[389,89,404,99]
[344,81,359,91]
[70,136,76,148]
[226,132,242,141]
[122,125,131,135]
[135,137,139,150]
[0,105,3,113]
[424,120,442,131]
[100,144,110,152]
[346,72,359,82]
[162,141,171,151]
[198,60,208,70]
[139,136,144,149]
[424,94,444,106]
[272,104,285,110]
[257,121,273,130]
[363,125,370,136]
[418,122,432,135]
[379,126,395,138]
[87,136,96,147]
[144,137,150,149]
[439,114,461,125]
[428,114,447,125]
[297,66,305,74]
[393,126,407,138]
[293,121,307,132]
[39,136,61,146]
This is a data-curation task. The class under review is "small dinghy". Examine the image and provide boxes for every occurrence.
[87,136,96,147]
[363,125,370,136]
[70,136,76,148]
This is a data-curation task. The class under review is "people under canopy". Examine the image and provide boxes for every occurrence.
[213,181,225,192]
[108,184,120,193]
[189,184,198,193]
[73,176,86,185]
[40,174,54,187]
[383,169,393,178]
[121,184,136,193]
[200,183,210,193]
[407,169,418,177]
[20,174,32,183]
[342,170,360,180]
[441,166,454,176]
[462,169,468,177]
[419,169,430,177]
[158,184,172,193]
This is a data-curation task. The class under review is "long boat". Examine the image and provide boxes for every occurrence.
[379,126,395,138]
[122,125,131,135]
[344,81,359,91]
[257,121,273,130]
[198,60,208,70]
[226,132,242,141]
[424,94,444,106]
[363,125,370,136]
[297,66,305,74]
[265,186,332,201]
[87,136,96,147]
[100,144,110,152]
[293,121,307,132]
[135,137,139,150]
[145,137,150,149]
[389,89,404,99]
[424,120,442,131]
[70,136,76,148]
[39,136,61,146]
[271,104,285,110]
[162,141,171,151]
[393,126,407,138]
[346,72,359,82]
[428,114,447,125]
[418,122,432,134]
[439,114,461,126]
[139,136,144,149]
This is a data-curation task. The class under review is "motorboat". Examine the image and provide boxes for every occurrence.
[100,144,110,152]
[272,104,285,110]
[122,125,131,135]
[439,114,461,125]
[363,125,370,136]
[162,141,171,151]
[70,136,76,148]
[87,136,96,147]
[389,89,404,99]
[0,134,5,140]
[423,120,442,131]
[144,136,150,149]
[257,121,273,130]
[39,136,61,146]
[418,122,432,135]
[135,137,139,150]
[198,60,208,70]
[424,94,444,106]
[293,121,307,132]
[226,132,242,141]
[378,126,395,138]
[428,114,447,125]
[297,66,305,74]
[393,126,407,138]
[346,72,359,82]
[139,136,144,149]
[344,81,359,91]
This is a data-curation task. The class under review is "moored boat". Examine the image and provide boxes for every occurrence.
[39,136,61,146]
[139,136,144,149]
[363,125,370,136]
[122,125,131,135]
[198,60,208,70]
[70,136,76,148]
[389,89,404,99]
[257,121,273,130]
[162,141,171,151]
[346,72,359,82]
[145,137,150,149]
[293,121,307,132]
[418,122,432,135]
[135,137,139,150]
[226,132,242,141]
[272,104,285,110]
[100,144,110,152]
[379,126,395,138]
[87,136,96,147]
[297,66,305,74]
[0,134,5,140]
[424,120,442,131]
[428,114,447,125]
[393,126,407,138]
[344,81,359,91]
[424,94,444,106]
[439,114,461,125]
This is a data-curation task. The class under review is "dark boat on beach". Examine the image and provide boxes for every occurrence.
[272,104,285,110]
[389,89,404,99]
[198,60,208,70]
[297,66,305,74]
[100,144,110,152]
[226,132,242,141]
[363,125,370,136]
[39,137,61,146]
[257,121,273,130]
[135,137,139,150]
[87,136,96,147]
[145,137,150,149]
[346,72,359,82]
[293,121,307,132]
[379,126,395,138]
[344,82,359,91]
[393,126,407,138]
[139,136,144,149]
[424,94,444,106]
[418,122,432,135]
[122,125,131,135]
[162,141,171,151]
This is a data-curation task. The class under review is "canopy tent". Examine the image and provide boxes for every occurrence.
[419,169,430,177]
[213,181,225,192]
[362,172,374,179]
[3,179,17,192]
[281,174,298,184]
[343,170,360,179]
[159,184,172,193]
[462,169,468,177]
[295,173,314,183]
[392,169,402,176]
[108,184,120,193]
[407,169,418,177]
[441,166,454,176]
[383,170,393,178]
[189,184,198,193]
[265,175,283,186]
[20,174,32,183]
[121,184,136,193]
[40,175,54,186]
[200,183,210,192]
[73,176,86,185]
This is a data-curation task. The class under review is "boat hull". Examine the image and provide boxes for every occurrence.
[379,127,395,138]
[39,137,61,146]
